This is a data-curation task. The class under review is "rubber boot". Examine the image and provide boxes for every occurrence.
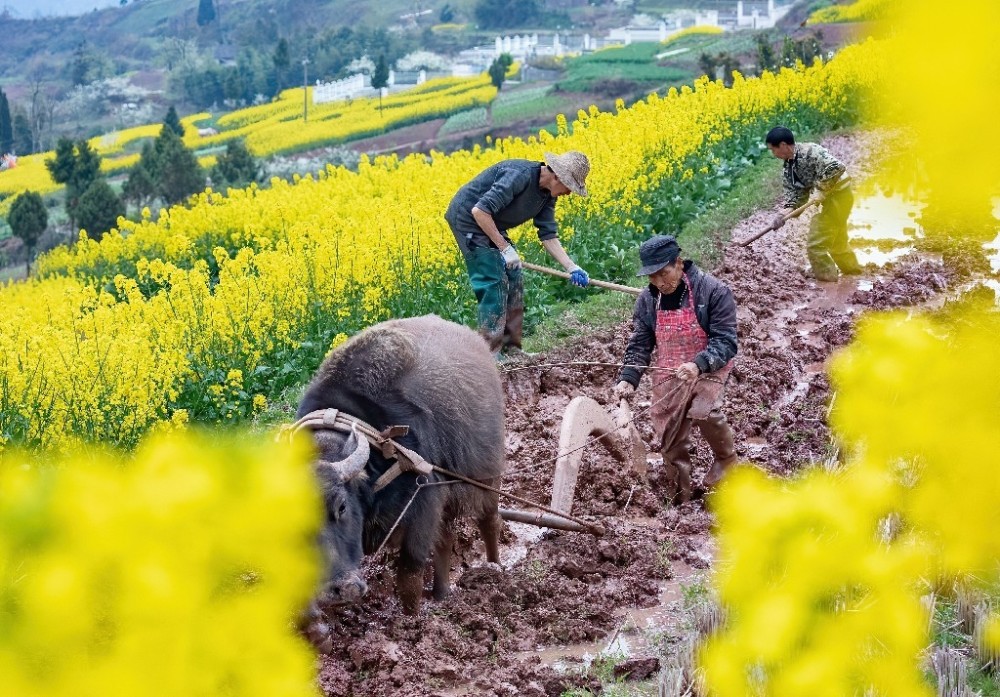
[661,441,693,505]
[697,414,738,489]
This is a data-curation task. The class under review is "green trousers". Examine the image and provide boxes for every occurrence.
[462,246,524,353]
[807,187,863,281]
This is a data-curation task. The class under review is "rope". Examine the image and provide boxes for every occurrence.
[498,360,683,374]
[427,464,603,535]
[367,476,460,562]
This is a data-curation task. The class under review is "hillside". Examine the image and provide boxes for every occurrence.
[0,0,617,83]
[0,0,479,88]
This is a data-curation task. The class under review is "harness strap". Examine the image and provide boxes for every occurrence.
[286,408,432,492]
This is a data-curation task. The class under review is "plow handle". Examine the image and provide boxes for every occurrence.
[735,198,820,247]
[522,261,642,297]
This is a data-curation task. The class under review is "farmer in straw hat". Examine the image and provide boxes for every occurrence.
[445,151,591,362]
[613,235,739,500]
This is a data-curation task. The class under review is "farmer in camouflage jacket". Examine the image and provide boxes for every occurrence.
[765,126,863,281]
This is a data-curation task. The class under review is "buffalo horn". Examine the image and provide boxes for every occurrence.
[331,426,370,479]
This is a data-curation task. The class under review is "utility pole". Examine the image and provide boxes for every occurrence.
[302,58,310,122]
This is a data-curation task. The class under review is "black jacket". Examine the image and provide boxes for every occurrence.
[618,260,738,387]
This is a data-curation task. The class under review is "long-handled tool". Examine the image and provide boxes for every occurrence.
[522,261,642,296]
[735,198,821,247]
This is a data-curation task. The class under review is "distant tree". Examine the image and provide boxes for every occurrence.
[209,139,261,191]
[70,42,94,86]
[45,138,102,230]
[197,0,216,27]
[71,141,102,196]
[0,89,12,155]
[796,31,824,64]
[45,138,76,188]
[371,54,390,112]
[698,52,718,80]
[439,3,454,22]
[123,143,157,209]
[76,180,124,241]
[698,51,738,86]
[717,52,740,87]
[474,0,539,29]
[780,35,798,68]
[163,106,185,137]
[154,129,205,204]
[488,55,511,90]
[273,38,290,92]
[13,108,33,155]
[755,34,777,74]
[7,191,47,275]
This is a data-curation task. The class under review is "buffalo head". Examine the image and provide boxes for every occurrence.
[313,426,372,605]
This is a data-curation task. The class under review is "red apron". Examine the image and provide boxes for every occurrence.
[650,274,732,450]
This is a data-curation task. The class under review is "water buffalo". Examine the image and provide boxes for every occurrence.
[296,314,505,618]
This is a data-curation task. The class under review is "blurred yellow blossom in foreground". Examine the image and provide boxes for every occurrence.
[0,430,321,697]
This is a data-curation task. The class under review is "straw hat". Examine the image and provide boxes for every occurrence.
[544,150,590,197]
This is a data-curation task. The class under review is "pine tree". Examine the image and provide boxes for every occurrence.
[123,152,156,209]
[488,56,508,90]
[45,138,76,186]
[196,0,216,27]
[0,89,13,155]
[209,139,261,191]
[44,138,102,230]
[154,129,205,204]
[7,190,47,275]
[71,42,89,86]
[755,35,776,74]
[698,52,718,80]
[163,106,185,137]
[13,108,33,155]
[76,180,124,241]
[273,38,290,93]
[371,54,390,113]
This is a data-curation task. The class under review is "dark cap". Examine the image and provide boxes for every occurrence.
[637,235,681,276]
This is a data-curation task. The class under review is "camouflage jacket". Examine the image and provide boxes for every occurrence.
[781,142,851,209]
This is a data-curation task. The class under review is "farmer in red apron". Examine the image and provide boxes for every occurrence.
[614,235,739,502]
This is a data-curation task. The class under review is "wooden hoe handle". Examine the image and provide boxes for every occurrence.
[522,261,643,297]
[735,198,820,247]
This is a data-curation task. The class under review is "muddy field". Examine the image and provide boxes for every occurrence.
[315,131,983,696]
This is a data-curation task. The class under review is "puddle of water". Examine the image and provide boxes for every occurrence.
[744,437,768,455]
[854,245,914,267]
[849,191,924,242]
[498,522,545,570]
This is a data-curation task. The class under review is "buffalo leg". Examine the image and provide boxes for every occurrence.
[432,525,455,601]
[396,551,424,615]
[478,511,501,564]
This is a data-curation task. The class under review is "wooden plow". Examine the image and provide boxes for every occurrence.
[498,396,647,537]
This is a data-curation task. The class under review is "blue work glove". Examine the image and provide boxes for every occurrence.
[568,266,589,287]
